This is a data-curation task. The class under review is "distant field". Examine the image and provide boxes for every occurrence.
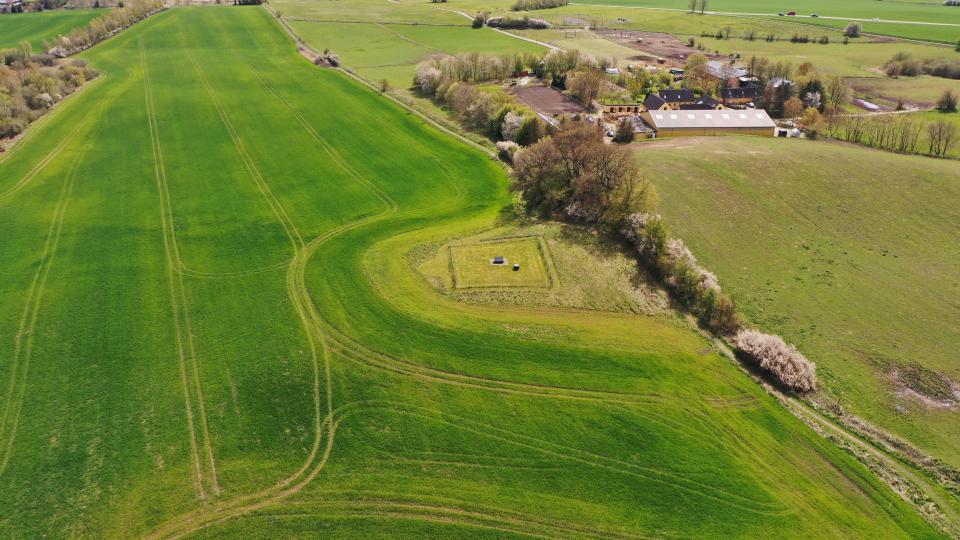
[569,0,960,41]
[0,6,941,537]
[0,9,104,49]
[286,19,544,87]
[642,136,960,468]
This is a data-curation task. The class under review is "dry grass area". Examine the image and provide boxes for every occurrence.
[417,222,668,313]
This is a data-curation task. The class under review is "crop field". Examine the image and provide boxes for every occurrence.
[0,5,944,538]
[640,136,960,468]
[0,9,105,49]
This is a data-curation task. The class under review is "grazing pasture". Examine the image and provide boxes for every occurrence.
[642,136,960,468]
[0,5,943,538]
[0,9,105,49]
[569,0,960,42]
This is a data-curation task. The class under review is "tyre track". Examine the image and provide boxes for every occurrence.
[0,78,124,477]
[0,145,85,477]
[141,38,220,499]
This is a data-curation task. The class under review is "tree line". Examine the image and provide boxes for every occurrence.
[46,0,164,57]
[507,121,817,393]
[0,42,99,142]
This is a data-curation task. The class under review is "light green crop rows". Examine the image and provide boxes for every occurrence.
[0,7,942,538]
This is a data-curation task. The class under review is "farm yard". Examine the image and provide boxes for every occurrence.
[0,4,951,538]
[640,136,960,468]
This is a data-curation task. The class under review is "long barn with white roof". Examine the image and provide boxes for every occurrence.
[639,109,776,138]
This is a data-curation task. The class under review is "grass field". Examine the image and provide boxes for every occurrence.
[448,237,553,289]
[284,18,544,88]
[640,136,960,469]
[0,9,106,49]
[0,5,945,538]
[567,0,960,42]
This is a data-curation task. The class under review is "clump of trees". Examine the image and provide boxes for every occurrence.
[612,117,634,143]
[733,330,817,392]
[883,52,960,80]
[485,16,551,29]
[511,121,655,228]
[47,0,164,57]
[414,55,544,145]
[512,0,567,10]
[314,49,340,67]
[0,44,99,141]
[621,213,739,335]
[843,22,862,37]
[937,88,958,112]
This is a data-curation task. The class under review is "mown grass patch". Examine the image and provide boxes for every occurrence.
[449,236,553,289]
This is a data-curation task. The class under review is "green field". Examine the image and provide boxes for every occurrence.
[0,5,945,538]
[641,136,960,468]
[286,19,544,88]
[567,0,960,42]
[0,9,106,49]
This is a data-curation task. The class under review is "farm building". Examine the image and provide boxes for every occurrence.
[706,61,748,83]
[639,109,775,138]
[603,103,643,117]
[658,89,697,109]
[679,95,724,110]
[644,93,670,111]
[720,87,761,106]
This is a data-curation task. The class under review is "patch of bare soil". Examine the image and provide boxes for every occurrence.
[892,364,959,410]
[510,85,586,117]
[593,29,726,67]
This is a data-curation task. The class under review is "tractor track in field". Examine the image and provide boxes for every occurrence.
[146,41,782,537]
[0,144,85,477]
[142,38,220,500]
[330,401,791,517]
[0,78,125,477]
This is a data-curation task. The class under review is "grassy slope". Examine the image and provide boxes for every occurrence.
[0,9,105,49]
[641,136,960,467]
[0,6,941,538]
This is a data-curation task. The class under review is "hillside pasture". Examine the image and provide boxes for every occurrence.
[0,9,105,49]
[0,5,944,538]
[640,136,960,468]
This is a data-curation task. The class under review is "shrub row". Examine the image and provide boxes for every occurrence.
[47,0,164,57]
[620,213,739,336]
[884,52,960,80]
[0,44,98,142]
[511,0,567,10]
[486,16,551,29]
